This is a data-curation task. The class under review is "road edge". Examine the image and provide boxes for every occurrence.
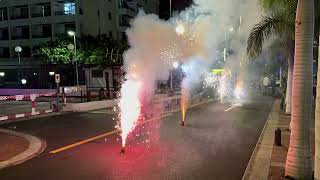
[242,99,280,180]
[0,129,46,170]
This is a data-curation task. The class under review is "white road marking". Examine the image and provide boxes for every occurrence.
[224,103,241,112]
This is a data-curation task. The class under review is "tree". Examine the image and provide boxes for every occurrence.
[285,0,314,178]
[316,35,320,180]
[247,10,295,114]
[250,0,318,178]
[34,34,129,67]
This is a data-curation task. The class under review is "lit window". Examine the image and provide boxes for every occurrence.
[64,3,75,15]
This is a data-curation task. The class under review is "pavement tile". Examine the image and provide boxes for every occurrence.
[0,132,29,161]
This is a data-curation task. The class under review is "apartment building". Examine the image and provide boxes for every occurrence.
[0,0,159,88]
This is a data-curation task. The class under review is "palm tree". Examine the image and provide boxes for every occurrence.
[285,0,314,178]
[247,11,295,115]
[249,0,316,178]
[316,35,320,180]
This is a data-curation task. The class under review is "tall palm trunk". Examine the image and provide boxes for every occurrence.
[315,36,320,180]
[286,57,293,114]
[285,0,314,179]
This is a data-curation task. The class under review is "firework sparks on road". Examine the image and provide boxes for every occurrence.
[234,80,244,99]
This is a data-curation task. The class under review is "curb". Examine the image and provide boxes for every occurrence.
[242,99,280,180]
[0,129,46,170]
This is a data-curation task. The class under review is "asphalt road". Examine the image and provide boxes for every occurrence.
[0,94,273,180]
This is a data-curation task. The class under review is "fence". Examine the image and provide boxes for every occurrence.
[0,92,57,123]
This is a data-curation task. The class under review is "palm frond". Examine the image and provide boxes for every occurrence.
[259,0,297,14]
[247,11,294,59]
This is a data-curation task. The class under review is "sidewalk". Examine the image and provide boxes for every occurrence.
[243,99,315,180]
[0,129,46,170]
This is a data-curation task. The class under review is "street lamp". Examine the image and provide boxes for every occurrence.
[15,46,22,84]
[49,71,55,76]
[0,72,5,77]
[21,78,27,85]
[170,61,179,90]
[169,0,172,18]
[67,30,79,86]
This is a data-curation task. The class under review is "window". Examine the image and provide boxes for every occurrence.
[0,28,9,40]
[10,6,29,19]
[64,3,75,15]
[0,8,8,21]
[11,26,30,40]
[108,12,112,20]
[92,70,103,78]
[31,24,52,38]
[0,47,10,58]
[122,32,127,41]
[31,3,51,18]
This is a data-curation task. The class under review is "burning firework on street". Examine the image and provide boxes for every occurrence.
[181,88,188,126]
[118,79,142,153]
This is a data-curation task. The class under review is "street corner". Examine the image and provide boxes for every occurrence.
[0,128,46,170]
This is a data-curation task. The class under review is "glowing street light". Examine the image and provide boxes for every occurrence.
[172,61,179,69]
[0,72,5,77]
[229,27,234,32]
[15,46,22,83]
[176,23,185,35]
[49,71,55,76]
[67,30,79,86]
[170,61,179,91]
[21,79,27,85]
[67,30,75,36]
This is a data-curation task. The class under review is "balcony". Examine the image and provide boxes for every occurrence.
[10,6,29,20]
[31,3,51,18]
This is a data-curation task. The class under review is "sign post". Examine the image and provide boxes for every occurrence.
[55,74,60,111]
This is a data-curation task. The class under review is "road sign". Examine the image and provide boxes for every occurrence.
[55,74,60,84]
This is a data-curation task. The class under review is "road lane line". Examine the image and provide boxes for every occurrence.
[224,103,241,112]
[50,129,120,154]
[49,114,172,154]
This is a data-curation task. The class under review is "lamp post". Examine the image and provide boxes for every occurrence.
[170,61,179,91]
[15,46,22,84]
[169,0,172,18]
[0,72,5,87]
[68,30,79,86]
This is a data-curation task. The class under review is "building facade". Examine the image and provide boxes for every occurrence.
[0,0,159,88]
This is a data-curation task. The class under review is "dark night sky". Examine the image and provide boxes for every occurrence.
[159,0,193,19]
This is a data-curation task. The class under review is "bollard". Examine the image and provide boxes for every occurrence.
[87,90,91,102]
[280,96,285,110]
[274,128,281,146]
[99,88,104,100]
